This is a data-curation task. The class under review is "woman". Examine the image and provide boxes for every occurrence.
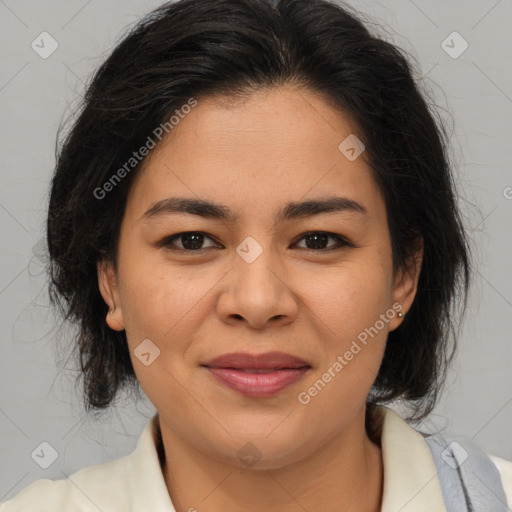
[2,0,510,510]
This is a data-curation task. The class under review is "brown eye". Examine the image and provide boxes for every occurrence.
[161,232,220,252]
[159,230,354,254]
[293,231,353,252]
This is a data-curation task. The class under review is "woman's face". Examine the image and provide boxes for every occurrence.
[99,84,421,469]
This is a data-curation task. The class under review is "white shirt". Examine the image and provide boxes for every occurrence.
[2,406,511,511]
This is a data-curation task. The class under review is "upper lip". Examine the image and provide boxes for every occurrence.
[201,351,311,370]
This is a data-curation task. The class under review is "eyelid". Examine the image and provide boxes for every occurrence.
[159,230,354,253]
[292,231,354,251]
[158,231,221,251]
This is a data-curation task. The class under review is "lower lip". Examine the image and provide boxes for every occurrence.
[204,367,310,397]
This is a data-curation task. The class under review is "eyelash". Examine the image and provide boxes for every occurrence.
[159,231,355,254]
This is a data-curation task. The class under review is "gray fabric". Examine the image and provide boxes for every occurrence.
[424,432,509,512]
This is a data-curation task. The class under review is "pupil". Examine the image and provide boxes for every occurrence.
[182,233,204,250]
[305,233,328,249]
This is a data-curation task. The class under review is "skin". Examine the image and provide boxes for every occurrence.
[98,84,423,512]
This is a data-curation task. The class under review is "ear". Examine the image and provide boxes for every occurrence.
[97,259,125,331]
[389,237,423,332]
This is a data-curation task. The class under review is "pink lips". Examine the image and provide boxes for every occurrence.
[201,351,311,397]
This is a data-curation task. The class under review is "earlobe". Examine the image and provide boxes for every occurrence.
[97,260,125,331]
[390,238,424,330]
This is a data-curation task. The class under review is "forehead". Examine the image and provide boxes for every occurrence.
[125,85,385,223]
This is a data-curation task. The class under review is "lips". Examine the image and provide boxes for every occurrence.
[201,351,311,397]
[202,351,310,370]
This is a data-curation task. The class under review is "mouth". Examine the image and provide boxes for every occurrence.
[200,351,311,397]
[201,367,311,397]
[224,368,299,373]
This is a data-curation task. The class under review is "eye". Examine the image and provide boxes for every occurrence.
[159,230,354,254]
[160,231,220,252]
[293,231,354,252]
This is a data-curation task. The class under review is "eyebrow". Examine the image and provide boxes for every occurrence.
[141,196,367,223]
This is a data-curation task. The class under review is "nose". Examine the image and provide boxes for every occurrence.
[216,242,299,330]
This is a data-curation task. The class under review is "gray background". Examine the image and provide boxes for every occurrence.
[1,0,511,501]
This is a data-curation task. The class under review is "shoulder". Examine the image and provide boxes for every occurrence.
[0,415,170,512]
[489,453,512,509]
[1,478,71,512]
[0,454,132,512]
[374,405,512,511]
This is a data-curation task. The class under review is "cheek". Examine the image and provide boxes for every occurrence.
[118,267,201,411]
[297,258,391,404]
[119,252,206,338]
[296,291,389,441]
[118,258,221,386]
[306,256,393,341]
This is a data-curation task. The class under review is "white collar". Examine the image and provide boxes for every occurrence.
[378,406,447,511]
[124,406,447,511]
[120,414,174,511]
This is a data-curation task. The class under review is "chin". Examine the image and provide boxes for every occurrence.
[205,427,314,471]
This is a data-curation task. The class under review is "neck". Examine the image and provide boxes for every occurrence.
[157,405,384,512]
